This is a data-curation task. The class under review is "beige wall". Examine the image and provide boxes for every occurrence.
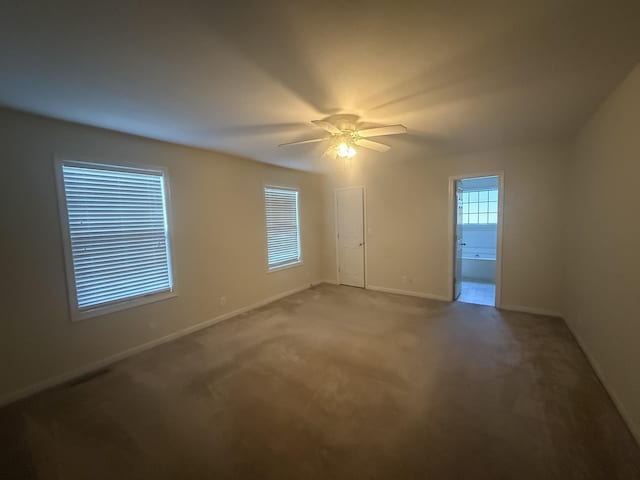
[321,142,568,315]
[564,65,640,440]
[0,108,324,402]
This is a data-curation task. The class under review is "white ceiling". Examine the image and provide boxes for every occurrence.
[1,0,638,172]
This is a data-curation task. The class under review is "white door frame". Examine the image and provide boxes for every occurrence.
[335,186,367,288]
[447,172,504,308]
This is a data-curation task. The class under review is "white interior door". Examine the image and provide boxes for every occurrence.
[336,187,365,287]
[454,181,464,300]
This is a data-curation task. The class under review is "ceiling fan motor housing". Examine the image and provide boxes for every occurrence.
[330,114,360,132]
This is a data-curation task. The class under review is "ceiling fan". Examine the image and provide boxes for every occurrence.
[278,114,407,159]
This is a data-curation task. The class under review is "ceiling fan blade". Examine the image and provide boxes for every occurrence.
[311,120,342,135]
[279,137,328,147]
[322,145,337,159]
[357,124,407,138]
[355,138,391,152]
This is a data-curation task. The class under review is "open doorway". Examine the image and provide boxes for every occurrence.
[451,174,503,307]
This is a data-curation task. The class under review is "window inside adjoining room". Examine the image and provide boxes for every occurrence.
[462,189,499,225]
[57,160,174,321]
[264,186,301,271]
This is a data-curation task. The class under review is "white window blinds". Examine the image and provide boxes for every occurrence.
[60,162,173,312]
[264,187,301,270]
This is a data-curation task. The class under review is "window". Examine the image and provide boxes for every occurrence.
[57,160,174,320]
[264,186,301,271]
[462,189,498,224]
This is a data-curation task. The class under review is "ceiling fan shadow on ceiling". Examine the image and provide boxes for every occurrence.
[278,114,407,159]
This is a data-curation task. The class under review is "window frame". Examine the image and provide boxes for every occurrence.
[54,158,177,322]
[263,184,303,273]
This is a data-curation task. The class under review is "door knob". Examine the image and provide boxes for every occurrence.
[359,243,364,246]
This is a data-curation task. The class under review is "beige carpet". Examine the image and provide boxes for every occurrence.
[1,284,639,479]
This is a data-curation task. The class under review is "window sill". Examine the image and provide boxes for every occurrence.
[70,290,177,322]
[267,261,303,274]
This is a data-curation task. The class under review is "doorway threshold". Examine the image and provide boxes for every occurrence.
[458,281,495,306]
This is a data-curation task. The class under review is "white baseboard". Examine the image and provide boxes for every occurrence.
[366,285,450,302]
[499,304,563,318]
[0,282,320,408]
[563,318,640,446]
[365,285,561,318]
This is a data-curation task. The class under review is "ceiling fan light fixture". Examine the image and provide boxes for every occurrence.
[279,116,406,158]
[337,142,356,158]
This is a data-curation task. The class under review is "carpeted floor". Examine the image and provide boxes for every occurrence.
[1,284,639,479]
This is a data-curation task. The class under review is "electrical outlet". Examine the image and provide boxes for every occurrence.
[219,296,227,306]
[401,275,407,283]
